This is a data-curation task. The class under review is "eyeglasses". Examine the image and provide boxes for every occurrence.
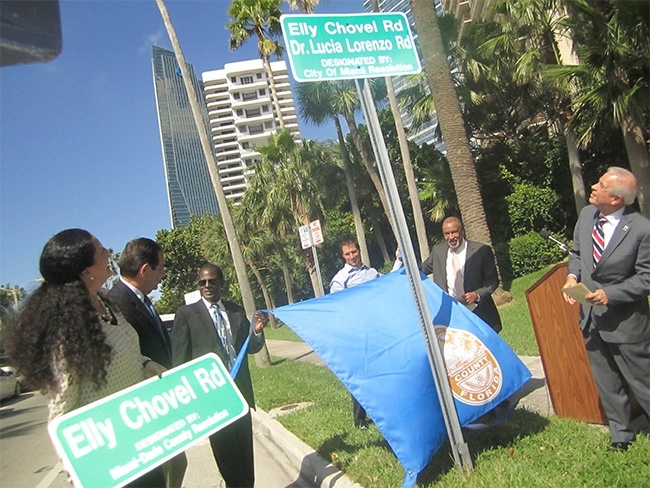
[198,278,220,287]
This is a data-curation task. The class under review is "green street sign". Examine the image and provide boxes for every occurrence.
[281,13,422,82]
[49,354,248,488]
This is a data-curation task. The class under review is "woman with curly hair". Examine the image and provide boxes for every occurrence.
[7,228,165,487]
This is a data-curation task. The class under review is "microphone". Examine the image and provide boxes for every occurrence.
[539,230,574,255]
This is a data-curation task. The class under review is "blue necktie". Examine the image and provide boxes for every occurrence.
[144,296,166,338]
[212,304,234,368]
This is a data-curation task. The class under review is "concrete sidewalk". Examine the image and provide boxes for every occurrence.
[178,339,553,488]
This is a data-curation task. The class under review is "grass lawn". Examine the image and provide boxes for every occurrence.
[254,265,650,487]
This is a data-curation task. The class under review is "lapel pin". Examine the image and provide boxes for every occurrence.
[623,225,629,232]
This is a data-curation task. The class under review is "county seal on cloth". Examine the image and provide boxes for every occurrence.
[270,269,531,488]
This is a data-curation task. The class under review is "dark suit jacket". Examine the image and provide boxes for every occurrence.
[568,204,650,343]
[108,280,173,369]
[421,240,502,333]
[170,300,265,407]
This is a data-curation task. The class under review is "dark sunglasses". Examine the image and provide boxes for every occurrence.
[198,278,220,287]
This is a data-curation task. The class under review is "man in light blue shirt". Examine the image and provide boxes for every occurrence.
[329,238,380,428]
[329,238,380,293]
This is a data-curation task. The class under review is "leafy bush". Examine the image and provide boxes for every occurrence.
[496,231,567,280]
[506,182,563,236]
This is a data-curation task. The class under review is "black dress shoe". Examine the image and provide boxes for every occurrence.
[608,441,630,452]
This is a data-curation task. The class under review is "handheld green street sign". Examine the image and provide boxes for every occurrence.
[281,13,421,82]
[48,353,248,488]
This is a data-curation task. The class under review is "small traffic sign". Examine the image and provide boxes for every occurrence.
[281,13,421,82]
[309,219,324,245]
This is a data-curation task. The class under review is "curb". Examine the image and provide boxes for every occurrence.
[252,408,363,488]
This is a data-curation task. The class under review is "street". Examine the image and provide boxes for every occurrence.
[0,392,69,487]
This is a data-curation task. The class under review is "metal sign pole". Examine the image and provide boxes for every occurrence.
[355,79,473,473]
[310,229,325,297]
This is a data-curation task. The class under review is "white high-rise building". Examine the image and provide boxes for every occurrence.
[202,59,301,203]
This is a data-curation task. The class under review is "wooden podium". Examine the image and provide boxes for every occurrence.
[525,262,606,424]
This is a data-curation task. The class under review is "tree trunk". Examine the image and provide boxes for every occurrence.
[262,53,285,129]
[410,0,492,246]
[271,237,294,304]
[621,116,649,218]
[156,0,257,316]
[247,258,272,367]
[366,198,391,263]
[335,117,370,265]
[344,112,396,235]
[385,76,430,261]
[563,125,587,215]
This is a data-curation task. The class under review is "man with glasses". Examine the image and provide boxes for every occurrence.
[171,263,266,487]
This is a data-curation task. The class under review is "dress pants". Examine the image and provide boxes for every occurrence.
[125,465,166,488]
[352,394,367,427]
[584,324,650,443]
[209,411,255,487]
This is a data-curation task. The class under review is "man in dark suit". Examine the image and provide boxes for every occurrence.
[108,237,186,487]
[420,216,502,333]
[563,167,650,451]
[171,263,266,488]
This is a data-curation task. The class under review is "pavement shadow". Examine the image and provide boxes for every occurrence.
[417,409,550,486]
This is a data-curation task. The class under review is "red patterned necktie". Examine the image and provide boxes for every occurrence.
[591,213,607,267]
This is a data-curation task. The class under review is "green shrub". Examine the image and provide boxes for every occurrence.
[496,231,567,279]
[506,182,562,236]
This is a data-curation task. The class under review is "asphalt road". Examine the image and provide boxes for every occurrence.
[0,392,68,487]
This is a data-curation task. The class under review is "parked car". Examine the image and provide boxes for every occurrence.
[0,366,21,400]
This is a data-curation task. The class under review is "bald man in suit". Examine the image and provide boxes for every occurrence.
[420,216,502,333]
[563,167,650,451]
[171,263,266,487]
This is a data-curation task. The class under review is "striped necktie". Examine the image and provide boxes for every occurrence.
[592,213,607,267]
[212,304,234,367]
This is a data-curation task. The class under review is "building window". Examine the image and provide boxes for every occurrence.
[264,121,273,129]
[262,105,269,113]
[230,76,237,83]
[249,124,264,135]
[242,142,250,149]
[259,88,266,96]
[242,91,257,101]
[246,107,261,118]
[256,73,263,79]
[233,93,241,100]
[236,109,243,116]
[240,75,254,85]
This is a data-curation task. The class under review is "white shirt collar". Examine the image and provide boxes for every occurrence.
[120,277,147,303]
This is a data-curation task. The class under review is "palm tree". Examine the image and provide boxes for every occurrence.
[245,130,332,297]
[155,0,257,316]
[465,0,588,215]
[296,80,371,265]
[409,0,494,247]
[284,0,320,15]
[227,0,286,128]
[557,0,649,217]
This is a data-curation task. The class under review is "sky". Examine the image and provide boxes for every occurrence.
[0,0,365,290]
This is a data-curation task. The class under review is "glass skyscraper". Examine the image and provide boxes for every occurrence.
[152,45,220,228]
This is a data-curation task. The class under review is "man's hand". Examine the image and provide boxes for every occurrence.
[586,289,608,306]
[562,275,578,304]
[253,311,268,334]
[460,291,479,305]
[144,360,167,379]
